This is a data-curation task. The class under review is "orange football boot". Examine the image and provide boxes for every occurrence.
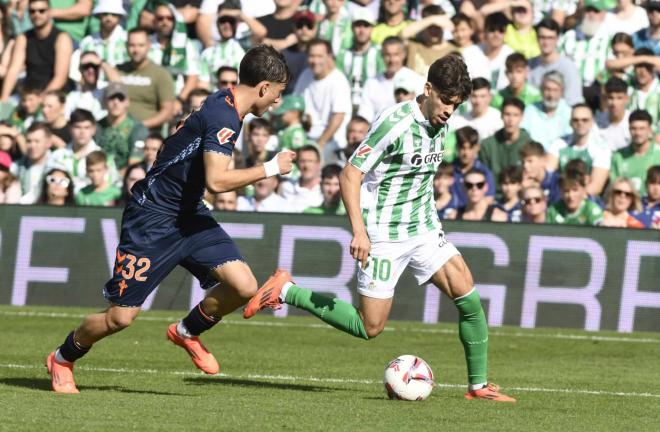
[45,351,79,394]
[465,383,516,402]
[166,323,219,375]
[243,269,292,319]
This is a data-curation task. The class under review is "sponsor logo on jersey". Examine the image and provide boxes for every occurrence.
[217,127,235,144]
[356,144,372,158]
[410,150,444,167]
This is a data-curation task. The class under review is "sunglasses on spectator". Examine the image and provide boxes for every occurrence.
[613,189,634,198]
[29,8,48,15]
[46,175,70,188]
[571,117,590,123]
[220,80,238,86]
[295,20,314,30]
[522,196,544,206]
[156,15,174,22]
[107,94,126,102]
[464,181,486,190]
[99,13,120,18]
[511,6,528,14]
[80,63,100,70]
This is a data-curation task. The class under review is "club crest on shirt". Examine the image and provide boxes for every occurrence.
[356,144,372,158]
[217,127,235,144]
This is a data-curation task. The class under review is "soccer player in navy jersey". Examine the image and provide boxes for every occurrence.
[46,45,296,393]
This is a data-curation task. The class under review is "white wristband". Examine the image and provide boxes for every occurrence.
[263,155,280,178]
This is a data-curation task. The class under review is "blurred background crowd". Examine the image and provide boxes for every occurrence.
[0,0,657,229]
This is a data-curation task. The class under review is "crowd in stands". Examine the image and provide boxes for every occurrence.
[0,0,657,229]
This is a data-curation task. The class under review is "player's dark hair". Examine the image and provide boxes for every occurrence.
[26,121,52,136]
[308,38,334,57]
[249,117,271,134]
[485,12,509,33]
[604,77,628,95]
[647,165,660,184]
[499,165,522,184]
[502,97,525,112]
[455,126,479,148]
[239,45,290,86]
[321,164,342,180]
[471,77,491,92]
[505,52,527,71]
[421,4,444,17]
[520,140,545,158]
[427,53,472,103]
[629,109,652,125]
[69,109,96,126]
[535,17,560,35]
[297,144,320,161]
[86,150,107,167]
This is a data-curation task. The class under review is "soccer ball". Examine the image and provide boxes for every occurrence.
[383,355,435,401]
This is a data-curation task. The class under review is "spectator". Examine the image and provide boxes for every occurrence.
[237,170,289,212]
[8,86,42,135]
[519,184,548,223]
[294,39,351,163]
[434,162,459,220]
[113,28,176,131]
[627,48,659,130]
[42,90,69,149]
[451,126,496,207]
[317,0,353,56]
[149,2,200,112]
[216,66,239,91]
[195,0,269,49]
[611,0,650,35]
[96,82,149,173]
[596,77,631,151]
[521,70,572,150]
[50,0,92,43]
[0,150,20,203]
[256,0,300,51]
[273,95,307,151]
[65,51,106,121]
[400,5,455,78]
[213,190,239,211]
[479,12,514,91]
[358,36,424,122]
[529,18,583,106]
[10,122,52,204]
[601,177,645,228]
[336,8,384,109]
[0,123,22,162]
[1,0,73,100]
[279,144,323,212]
[479,97,529,186]
[392,74,418,104]
[631,1,659,55]
[492,165,523,222]
[602,32,637,83]
[452,78,503,141]
[198,8,245,90]
[610,109,659,195]
[637,165,660,228]
[119,162,147,206]
[338,114,369,164]
[546,169,604,225]
[75,150,121,206]
[48,109,117,191]
[547,103,611,196]
[372,0,410,45]
[37,167,75,206]
[282,10,317,94]
[455,167,498,221]
[520,140,553,194]
[187,88,210,112]
[77,1,128,68]
[0,3,15,85]
[141,133,164,172]
[303,163,345,215]
[502,0,539,59]
[244,118,276,168]
[450,13,489,80]
[492,52,542,109]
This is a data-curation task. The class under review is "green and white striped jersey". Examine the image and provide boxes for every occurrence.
[199,39,245,87]
[79,26,129,66]
[349,101,448,242]
[559,27,612,86]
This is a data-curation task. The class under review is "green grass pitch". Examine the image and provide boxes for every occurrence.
[1,305,659,432]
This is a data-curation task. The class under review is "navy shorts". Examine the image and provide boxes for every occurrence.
[103,201,244,307]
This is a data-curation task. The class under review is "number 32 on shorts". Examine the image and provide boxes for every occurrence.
[370,257,391,282]
[115,250,151,282]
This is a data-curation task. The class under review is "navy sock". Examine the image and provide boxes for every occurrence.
[182,303,220,336]
[58,331,90,363]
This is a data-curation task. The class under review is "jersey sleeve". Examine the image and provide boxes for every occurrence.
[349,109,411,173]
[202,101,240,157]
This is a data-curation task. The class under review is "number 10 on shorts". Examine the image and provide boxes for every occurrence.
[371,257,391,281]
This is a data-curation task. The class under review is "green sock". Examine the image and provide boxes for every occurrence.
[454,289,488,385]
[284,284,369,340]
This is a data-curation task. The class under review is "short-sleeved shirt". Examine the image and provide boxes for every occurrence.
[546,199,604,225]
[521,100,572,151]
[317,9,353,56]
[336,44,385,96]
[96,114,150,170]
[131,88,242,216]
[75,184,122,206]
[559,27,612,86]
[371,21,411,45]
[504,24,540,59]
[549,131,612,172]
[78,26,129,67]
[610,143,660,195]
[199,39,245,87]
[118,60,176,122]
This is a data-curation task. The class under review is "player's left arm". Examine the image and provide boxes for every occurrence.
[317,112,345,148]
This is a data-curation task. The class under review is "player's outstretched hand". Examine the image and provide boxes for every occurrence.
[277,150,297,175]
[350,231,371,270]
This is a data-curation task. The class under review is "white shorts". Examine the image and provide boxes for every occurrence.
[357,230,460,299]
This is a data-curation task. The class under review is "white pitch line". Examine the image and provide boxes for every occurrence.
[1,309,659,344]
[1,362,659,399]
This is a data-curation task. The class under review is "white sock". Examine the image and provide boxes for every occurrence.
[469,382,487,391]
[279,281,294,302]
[176,321,193,338]
[54,349,70,364]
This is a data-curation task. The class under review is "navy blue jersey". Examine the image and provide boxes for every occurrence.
[132,88,242,216]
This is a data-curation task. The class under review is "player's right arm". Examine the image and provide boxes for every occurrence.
[340,163,370,269]
[204,151,295,193]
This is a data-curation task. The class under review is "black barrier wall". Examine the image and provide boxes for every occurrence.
[0,205,658,332]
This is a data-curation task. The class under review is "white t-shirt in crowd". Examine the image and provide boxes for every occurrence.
[459,45,490,81]
[358,67,425,122]
[237,193,290,212]
[200,0,275,42]
[479,43,514,91]
[596,110,631,152]
[549,129,612,170]
[452,107,504,141]
[279,179,323,212]
[609,7,650,35]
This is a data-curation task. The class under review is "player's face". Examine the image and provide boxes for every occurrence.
[505,66,527,90]
[502,105,523,133]
[522,190,546,217]
[469,88,491,115]
[127,32,150,65]
[297,149,321,181]
[214,191,238,211]
[42,95,63,123]
[457,143,479,166]
[253,82,286,117]
[423,84,461,127]
[536,27,558,55]
[606,92,627,117]
[86,162,107,186]
[629,120,651,146]
[464,173,488,204]
[501,180,522,201]
[561,184,585,212]
[570,107,593,137]
[382,43,405,75]
[71,121,96,147]
[25,130,50,162]
[321,176,340,204]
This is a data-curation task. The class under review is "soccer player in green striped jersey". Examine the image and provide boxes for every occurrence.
[245,53,516,402]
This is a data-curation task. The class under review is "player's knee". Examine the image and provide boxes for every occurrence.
[105,311,136,333]
[364,322,385,338]
[234,273,258,299]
